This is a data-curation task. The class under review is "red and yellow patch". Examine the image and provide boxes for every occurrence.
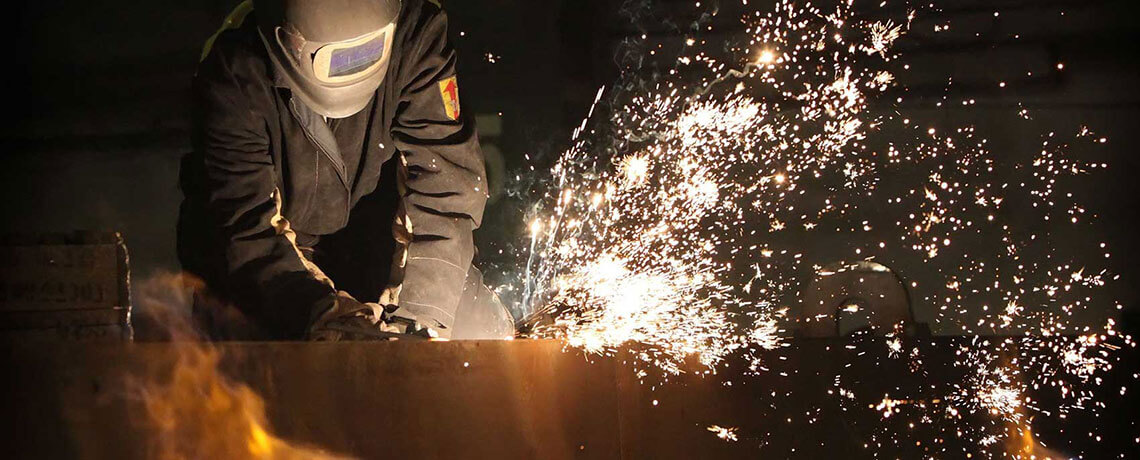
[438,76,460,120]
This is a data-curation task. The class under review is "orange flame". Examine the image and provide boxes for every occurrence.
[1005,423,1066,460]
[132,273,352,460]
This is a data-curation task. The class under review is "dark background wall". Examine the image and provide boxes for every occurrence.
[3,0,1138,333]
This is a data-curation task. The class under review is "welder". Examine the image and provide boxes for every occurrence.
[177,0,513,340]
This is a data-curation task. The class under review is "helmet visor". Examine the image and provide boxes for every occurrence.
[310,25,394,84]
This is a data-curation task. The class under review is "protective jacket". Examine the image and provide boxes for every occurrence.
[178,0,487,339]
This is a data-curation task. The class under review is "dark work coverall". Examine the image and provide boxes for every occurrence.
[178,0,501,339]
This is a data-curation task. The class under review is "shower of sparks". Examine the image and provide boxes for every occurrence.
[498,0,1135,456]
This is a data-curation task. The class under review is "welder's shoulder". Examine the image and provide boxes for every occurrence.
[196,20,271,93]
[401,0,446,20]
[397,0,453,44]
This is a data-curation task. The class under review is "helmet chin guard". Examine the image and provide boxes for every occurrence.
[255,0,401,118]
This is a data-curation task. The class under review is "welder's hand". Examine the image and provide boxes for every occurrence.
[306,291,383,341]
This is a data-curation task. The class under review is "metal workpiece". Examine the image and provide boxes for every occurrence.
[4,340,622,459]
[2,338,1136,459]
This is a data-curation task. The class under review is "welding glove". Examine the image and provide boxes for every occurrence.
[307,291,439,340]
[306,291,383,341]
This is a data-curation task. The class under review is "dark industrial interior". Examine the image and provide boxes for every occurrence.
[2,0,1139,458]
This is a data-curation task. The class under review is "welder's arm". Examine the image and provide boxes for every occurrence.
[390,6,488,336]
[194,46,337,338]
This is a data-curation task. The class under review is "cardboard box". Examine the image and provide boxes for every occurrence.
[0,232,131,341]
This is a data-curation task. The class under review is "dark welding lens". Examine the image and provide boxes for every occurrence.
[326,32,386,78]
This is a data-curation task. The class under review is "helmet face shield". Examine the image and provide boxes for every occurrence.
[257,0,401,118]
[277,24,395,84]
[319,28,391,81]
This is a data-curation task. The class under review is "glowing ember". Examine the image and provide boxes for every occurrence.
[708,425,740,442]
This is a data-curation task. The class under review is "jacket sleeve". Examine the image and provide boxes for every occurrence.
[390,5,488,333]
[194,42,336,338]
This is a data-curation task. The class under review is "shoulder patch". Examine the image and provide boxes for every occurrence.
[438,76,460,120]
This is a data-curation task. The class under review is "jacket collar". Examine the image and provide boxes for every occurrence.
[271,62,290,89]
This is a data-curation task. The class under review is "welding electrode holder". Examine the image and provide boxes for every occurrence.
[306,291,437,341]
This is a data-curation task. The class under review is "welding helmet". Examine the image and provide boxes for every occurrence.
[255,0,401,118]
